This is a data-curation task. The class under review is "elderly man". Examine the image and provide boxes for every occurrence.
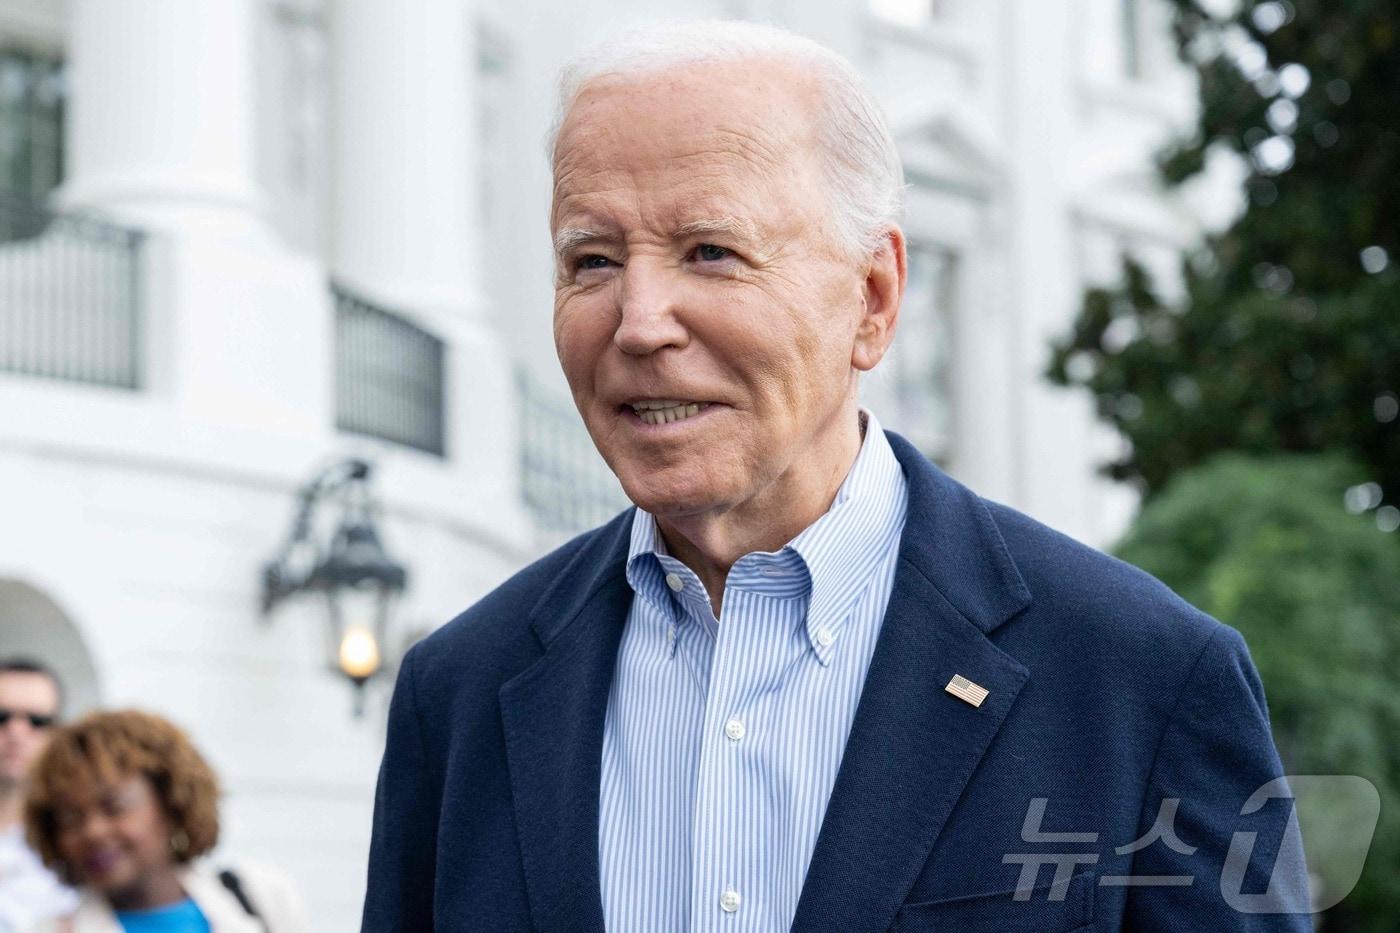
[0,659,76,933]
[363,21,1309,933]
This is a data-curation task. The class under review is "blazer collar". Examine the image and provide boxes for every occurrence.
[500,509,634,933]
[498,431,1033,933]
[882,431,1031,633]
[788,432,1033,932]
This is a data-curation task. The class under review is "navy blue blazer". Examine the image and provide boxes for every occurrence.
[363,432,1310,932]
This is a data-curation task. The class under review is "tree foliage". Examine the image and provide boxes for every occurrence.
[1047,0,1400,502]
[1116,453,1400,930]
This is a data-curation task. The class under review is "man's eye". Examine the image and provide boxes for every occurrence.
[575,255,613,271]
[694,244,730,262]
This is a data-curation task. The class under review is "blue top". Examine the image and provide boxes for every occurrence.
[115,898,210,933]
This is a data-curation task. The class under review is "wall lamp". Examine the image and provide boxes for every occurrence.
[260,459,407,715]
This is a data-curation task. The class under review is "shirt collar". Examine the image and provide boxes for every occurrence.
[624,409,908,664]
[788,410,907,664]
[624,503,675,621]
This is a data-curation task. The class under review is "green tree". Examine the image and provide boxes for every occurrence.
[1117,453,1400,930]
[1048,0,1400,502]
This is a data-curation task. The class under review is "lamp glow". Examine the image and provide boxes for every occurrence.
[339,624,382,682]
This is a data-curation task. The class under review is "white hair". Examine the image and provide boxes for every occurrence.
[548,20,905,260]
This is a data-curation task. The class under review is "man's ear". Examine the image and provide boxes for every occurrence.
[852,226,906,372]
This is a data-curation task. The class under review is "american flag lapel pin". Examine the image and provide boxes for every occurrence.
[945,674,990,708]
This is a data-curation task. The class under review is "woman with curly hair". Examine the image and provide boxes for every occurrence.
[22,709,307,932]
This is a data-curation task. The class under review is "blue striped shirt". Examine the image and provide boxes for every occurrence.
[599,412,909,932]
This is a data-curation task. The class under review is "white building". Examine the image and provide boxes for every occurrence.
[0,0,1220,927]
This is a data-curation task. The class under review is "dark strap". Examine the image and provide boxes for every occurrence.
[217,868,268,929]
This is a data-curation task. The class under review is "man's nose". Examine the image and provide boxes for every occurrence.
[613,260,688,356]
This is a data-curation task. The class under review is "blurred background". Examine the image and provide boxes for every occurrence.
[0,0,1393,928]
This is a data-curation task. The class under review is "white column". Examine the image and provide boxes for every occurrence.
[1000,0,1121,545]
[60,0,268,238]
[329,0,519,523]
[328,0,482,318]
[54,0,331,436]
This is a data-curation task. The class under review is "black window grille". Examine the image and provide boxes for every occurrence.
[0,193,144,389]
[333,284,447,457]
[517,368,629,535]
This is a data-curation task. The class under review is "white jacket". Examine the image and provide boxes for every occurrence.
[27,862,309,933]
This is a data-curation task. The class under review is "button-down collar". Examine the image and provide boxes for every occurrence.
[624,410,907,666]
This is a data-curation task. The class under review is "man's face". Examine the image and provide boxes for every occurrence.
[0,671,60,790]
[551,60,883,522]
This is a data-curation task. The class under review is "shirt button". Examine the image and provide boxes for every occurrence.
[666,625,676,646]
[665,572,684,592]
[724,718,745,741]
[720,889,741,912]
[815,627,835,647]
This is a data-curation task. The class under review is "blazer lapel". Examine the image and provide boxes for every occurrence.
[498,512,634,933]
[790,433,1034,933]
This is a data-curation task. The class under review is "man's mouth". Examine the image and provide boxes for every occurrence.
[628,399,711,425]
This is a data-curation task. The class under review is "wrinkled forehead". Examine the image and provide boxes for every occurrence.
[551,58,827,204]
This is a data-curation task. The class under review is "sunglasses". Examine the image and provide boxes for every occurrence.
[0,709,56,729]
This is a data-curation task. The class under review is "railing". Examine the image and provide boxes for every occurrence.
[333,284,446,456]
[0,193,144,389]
[517,368,629,535]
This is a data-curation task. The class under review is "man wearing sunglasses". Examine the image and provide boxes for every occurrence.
[0,658,76,933]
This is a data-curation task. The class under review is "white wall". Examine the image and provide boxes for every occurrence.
[0,373,531,927]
